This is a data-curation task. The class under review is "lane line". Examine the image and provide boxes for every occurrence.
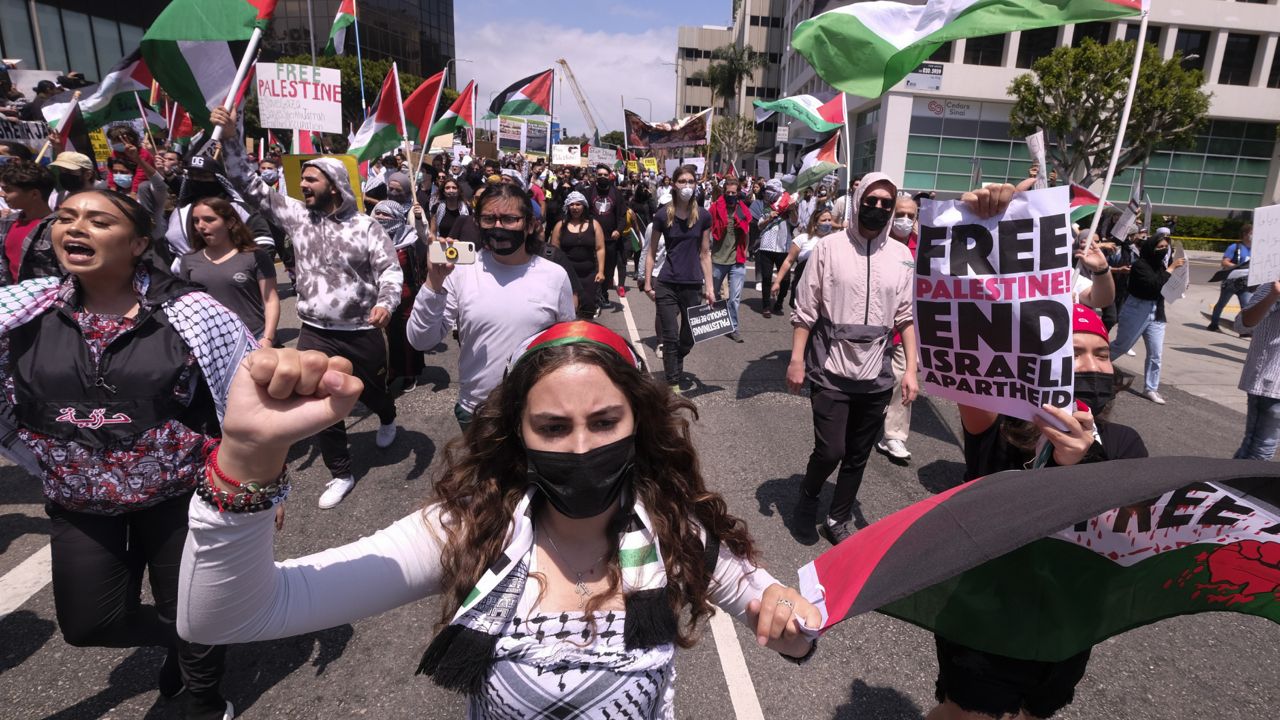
[616,293,766,720]
[0,544,51,619]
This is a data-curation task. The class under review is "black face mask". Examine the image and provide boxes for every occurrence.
[724,193,738,204]
[59,174,86,192]
[526,435,636,519]
[1073,371,1115,416]
[596,178,610,189]
[859,204,891,233]
[484,226,525,256]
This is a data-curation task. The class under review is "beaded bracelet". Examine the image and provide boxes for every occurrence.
[198,439,290,513]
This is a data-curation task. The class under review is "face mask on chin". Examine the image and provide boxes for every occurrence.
[525,435,636,519]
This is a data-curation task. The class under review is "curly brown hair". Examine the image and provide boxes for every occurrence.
[427,341,757,647]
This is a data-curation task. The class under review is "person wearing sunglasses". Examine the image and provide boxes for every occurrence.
[788,173,1016,545]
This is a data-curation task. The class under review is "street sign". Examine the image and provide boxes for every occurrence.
[775,126,789,143]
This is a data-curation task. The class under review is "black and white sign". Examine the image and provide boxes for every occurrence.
[687,301,735,343]
[904,62,944,91]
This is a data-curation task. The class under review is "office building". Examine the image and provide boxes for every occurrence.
[779,0,1280,215]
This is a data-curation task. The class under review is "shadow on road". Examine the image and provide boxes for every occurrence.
[754,475,869,545]
[224,624,355,714]
[0,463,45,505]
[1171,345,1245,364]
[36,647,176,720]
[916,459,967,495]
[736,349,790,400]
[831,678,924,720]
[0,609,57,675]
[0,512,47,554]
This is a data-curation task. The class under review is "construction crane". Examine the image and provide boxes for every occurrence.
[556,58,601,141]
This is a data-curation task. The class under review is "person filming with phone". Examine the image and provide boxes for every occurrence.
[407,182,575,430]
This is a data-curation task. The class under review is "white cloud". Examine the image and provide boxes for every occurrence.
[454,19,679,139]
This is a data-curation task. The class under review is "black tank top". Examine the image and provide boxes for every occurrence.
[559,220,597,269]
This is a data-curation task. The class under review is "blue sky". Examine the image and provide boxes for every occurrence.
[454,1,734,137]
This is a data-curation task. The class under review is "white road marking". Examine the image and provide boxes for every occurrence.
[0,544,51,619]
[616,294,766,720]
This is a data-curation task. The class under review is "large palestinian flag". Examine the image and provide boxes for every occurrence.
[324,0,357,55]
[753,93,844,133]
[785,131,842,194]
[348,64,405,162]
[141,0,277,128]
[798,457,1280,662]
[485,70,553,119]
[42,50,167,133]
[428,80,476,145]
[792,0,1147,98]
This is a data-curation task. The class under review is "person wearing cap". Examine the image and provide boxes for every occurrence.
[0,159,60,284]
[708,177,752,342]
[48,151,98,208]
[210,106,404,510]
[19,80,58,122]
[1109,227,1185,405]
[178,321,819,717]
[935,303,1146,720]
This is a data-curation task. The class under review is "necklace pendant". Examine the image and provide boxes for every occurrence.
[574,574,591,608]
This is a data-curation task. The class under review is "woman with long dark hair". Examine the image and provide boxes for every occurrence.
[178,321,819,717]
[1109,229,1186,405]
[178,196,280,345]
[0,190,253,720]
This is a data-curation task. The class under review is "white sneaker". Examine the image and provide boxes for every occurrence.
[375,422,398,448]
[318,476,356,509]
[224,701,236,720]
[1126,348,1136,356]
[877,438,912,460]
[1143,390,1166,405]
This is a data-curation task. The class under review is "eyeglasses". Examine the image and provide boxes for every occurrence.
[477,214,525,228]
[861,196,894,210]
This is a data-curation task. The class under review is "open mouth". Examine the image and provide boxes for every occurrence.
[63,241,96,259]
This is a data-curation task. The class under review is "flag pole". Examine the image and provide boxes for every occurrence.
[211,27,263,144]
[353,0,369,121]
[1084,9,1148,244]
[37,90,82,162]
[412,72,447,182]
[134,93,158,152]
[471,83,478,157]
[390,63,417,200]
[306,0,317,66]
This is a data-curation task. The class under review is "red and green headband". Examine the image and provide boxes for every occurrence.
[509,321,643,370]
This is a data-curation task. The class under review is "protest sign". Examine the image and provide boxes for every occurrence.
[915,185,1075,423]
[663,158,680,177]
[524,117,550,157]
[88,129,109,163]
[282,154,363,209]
[1026,130,1048,190]
[626,160,638,174]
[756,158,770,179]
[586,146,615,168]
[474,139,498,160]
[551,143,581,166]
[1161,241,1189,305]
[255,63,342,133]
[498,117,525,154]
[641,157,658,173]
[1247,203,1280,286]
[682,156,706,175]
[624,109,710,149]
[0,118,50,152]
[687,301,735,342]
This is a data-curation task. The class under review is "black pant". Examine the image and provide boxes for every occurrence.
[655,281,703,384]
[801,385,893,522]
[756,250,790,311]
[297,325,396,477]
[47,492,226,705]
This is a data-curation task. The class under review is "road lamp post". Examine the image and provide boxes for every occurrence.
[444,57,472,88]
[633,97,653,121]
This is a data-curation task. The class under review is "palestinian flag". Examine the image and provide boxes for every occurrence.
[348,64,405,162]
[753,93,844,133]
[169,106,196,140]
[404,70,446,145]
[485,69,553,119]
[793,0,1146,98]
[324,0,357,55]
[49,97,95,163]
[427,80,475,145]
[43,50,168,133]
[784,130,841,194]
[141,0,277,129]
[1069,183,1112,223]
[797,457,1280,662]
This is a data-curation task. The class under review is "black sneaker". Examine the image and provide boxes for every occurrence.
[727,331,744,343]
[791,493,820,544]
[1205,323,1220,332]
[822,517,855,545]
[158,647,185,699]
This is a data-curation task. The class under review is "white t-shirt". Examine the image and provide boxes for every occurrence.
[792,232,823,263]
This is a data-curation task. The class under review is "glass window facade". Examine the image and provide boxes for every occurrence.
[0,3,149,82]
[0,0,38,65]
[1072,22,1112,47]
[1172,29,1209,71]
[904,101,1030,193]
[1017,27,1058,68]
[964,35,1005,66]
[1218,33,1259,86]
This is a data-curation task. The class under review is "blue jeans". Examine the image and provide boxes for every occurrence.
[1209,282,1250,327]
[1110,298,1165,393]
[1234,394,1280,461]
[711,262,745,330]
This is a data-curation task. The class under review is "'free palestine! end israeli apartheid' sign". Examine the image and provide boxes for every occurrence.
[256,63,343,134]
[687,301,734,343]
[914,185,1075,423]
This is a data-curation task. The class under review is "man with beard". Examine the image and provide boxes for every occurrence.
[211,107,403,509]
[584,164,628,306]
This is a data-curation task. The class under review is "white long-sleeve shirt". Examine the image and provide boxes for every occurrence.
[405,252,574,412]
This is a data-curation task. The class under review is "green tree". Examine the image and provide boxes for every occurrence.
[1008,39,1210,184]
[693,44,768,115]
[708,115,757,168]
[599,130,626,147]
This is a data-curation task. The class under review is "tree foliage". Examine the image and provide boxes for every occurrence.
[1008,39,1210,184]
[709,115,757,168]
[694,44,768,115]
[599,130,626,148]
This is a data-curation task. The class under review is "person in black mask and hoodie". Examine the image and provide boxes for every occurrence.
[1108,228,1184,405]
[932,303,1146,720]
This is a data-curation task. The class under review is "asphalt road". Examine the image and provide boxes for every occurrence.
[1,260,1276,719]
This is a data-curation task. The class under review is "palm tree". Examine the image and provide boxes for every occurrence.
[693,44,768,116]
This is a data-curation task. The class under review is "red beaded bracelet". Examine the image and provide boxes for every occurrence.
[203,439,285,491]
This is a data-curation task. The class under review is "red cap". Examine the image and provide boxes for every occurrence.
[1073,304,1109,342]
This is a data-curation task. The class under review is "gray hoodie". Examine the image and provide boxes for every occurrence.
[223,142,403,331]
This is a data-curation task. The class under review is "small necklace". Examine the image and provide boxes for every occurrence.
[540,528,609,609]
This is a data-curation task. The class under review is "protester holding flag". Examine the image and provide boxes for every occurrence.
[709,177,752,342]
[0,189,249,720]
[429,176,478,245]
[550,191,605,319]
[211,106,403,510]
[644,165,715,391]
[407,183,575,429]
[935,304,1147,720]
[178,321,819,716]
[0,160,60,284]
[106,127,155,194]
[1109,229,1185,405]
[755,179,798,319]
